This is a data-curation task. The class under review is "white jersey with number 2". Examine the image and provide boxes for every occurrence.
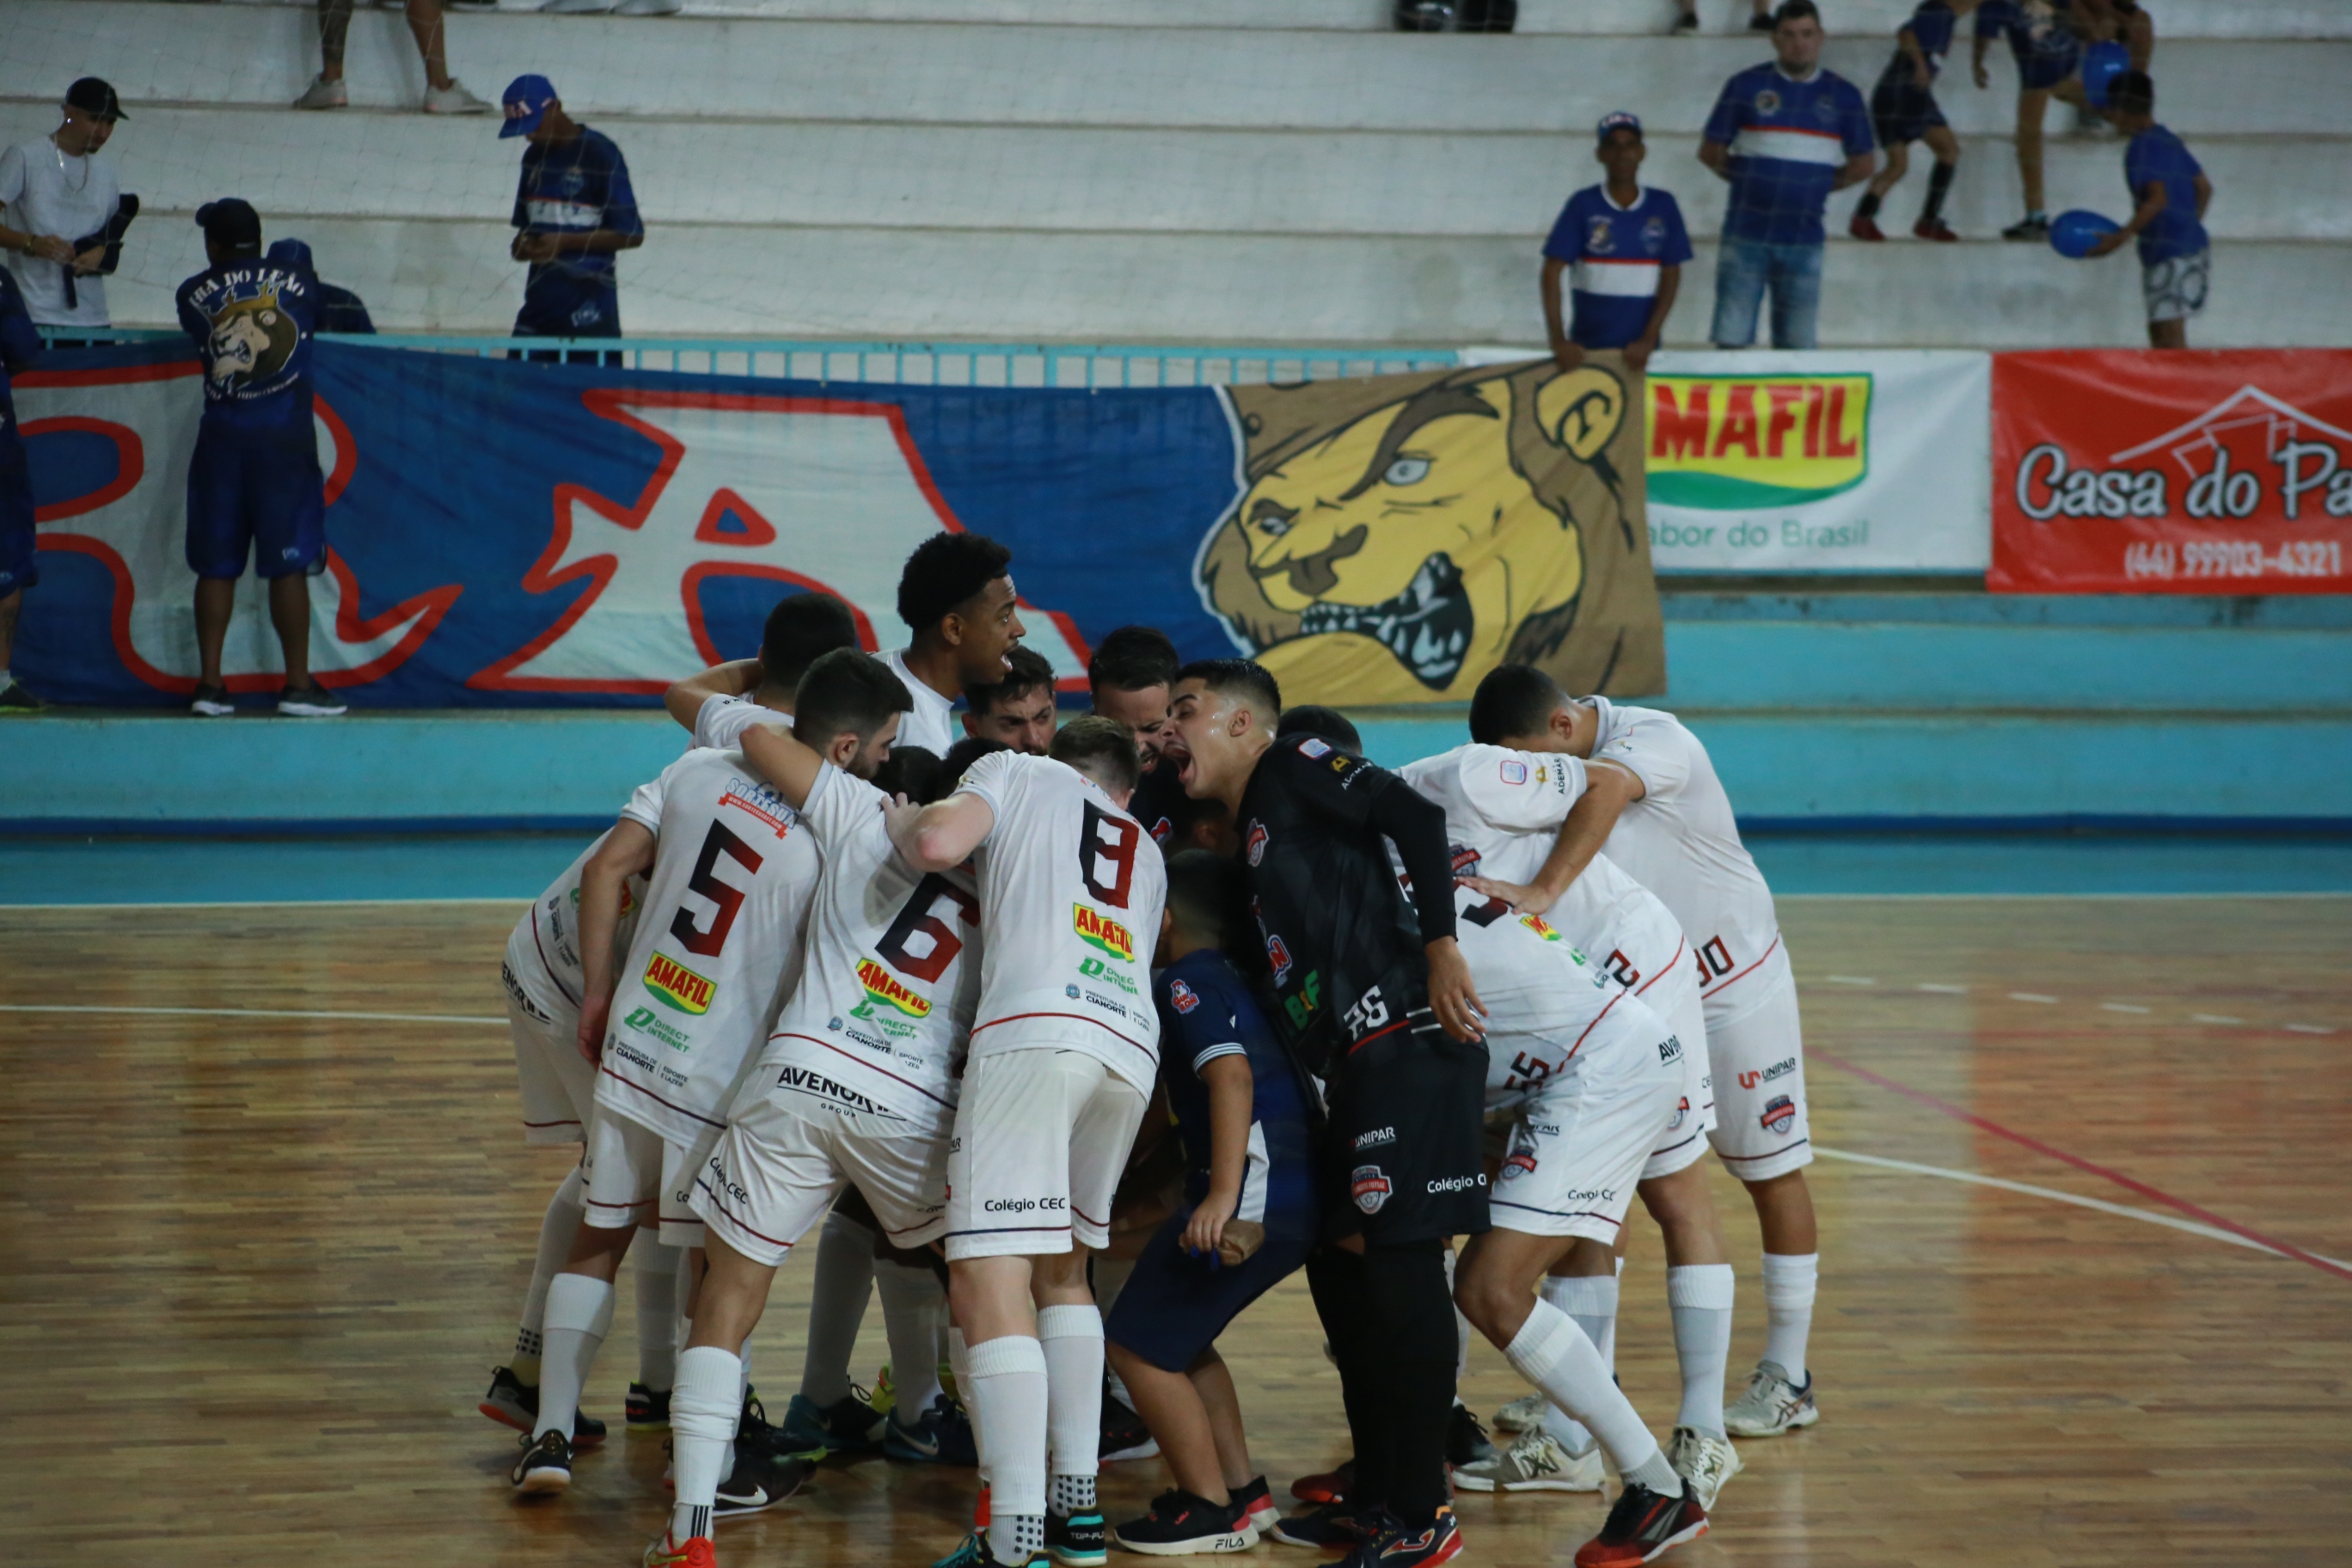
[955,750,1168,1095]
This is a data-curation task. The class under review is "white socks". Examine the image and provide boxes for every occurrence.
[799,1211,876,1406]
[637,1240,682,1392]
[967,1335,1050,1562]
[876,1259,948,1418]
[1503,1300,1675,1494]
[514,1167,588,1383]
[535,1271,616,1440]
[1666,1264,1735,1436]
[1760,1252,1818,1381]
[948,1327,989,1483]
[1538,1272,1617,1453]
[668,1344,741,1542]
[1038,1304,1103,1504]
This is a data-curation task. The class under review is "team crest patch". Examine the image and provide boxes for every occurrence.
[1583,216,1614,255]
[1350,1165,1392,1215]
[1755,88,1781,114]
[1073,903,1136,962]
[1170,979,1201,1014]
[1761,1094,1798,1136]
[1503,1149,1537,1179]
[1298,738,1332,759]
[853,958,931,1019]
[1667,1096,1690,1131]
[643,952,715,1015]
[1246,820,1268,867]
[1499,759,1528,785]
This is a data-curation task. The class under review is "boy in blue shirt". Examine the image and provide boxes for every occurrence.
[1541,113,1692,374]
[0,264,42,712]
[2084,70,2209,348]
[1699,0,1876,349]
[1106,850,1319,1556]
[175,199,345,718]
[1852,0,1980,242]
[499,75,644,364]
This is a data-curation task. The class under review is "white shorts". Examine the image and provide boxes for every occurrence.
[1490,1001,1682,1243]
[945,1047,1149,1262]
[2144,248,2208,323]
[1703,957,1813,1182]
[1636,940,1718,1181]
[581,1104,706,1249]
[503,945,591,1147]
[693,1099,950,1266]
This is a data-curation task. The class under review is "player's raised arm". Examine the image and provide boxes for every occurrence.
[575,818,657,1061]
[662,658,761,731]
[886,790,996,874]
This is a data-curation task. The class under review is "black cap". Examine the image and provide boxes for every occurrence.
[196,199,263,255]
[64,77,125,122]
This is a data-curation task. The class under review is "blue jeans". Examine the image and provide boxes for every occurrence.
[1711,237,1823,350]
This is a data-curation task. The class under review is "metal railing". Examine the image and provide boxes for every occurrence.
[38,329,1461,388]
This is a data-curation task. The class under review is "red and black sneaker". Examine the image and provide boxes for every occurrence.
[1573,1482,1707,1567]
[1848,213,1887,242]
[1339,1505,1461,1568]
[1112,1490,1258,1557]
[1233,1475,1279,1534]
[1289,1460,1355,1504]
[1913,217,1961,242]
[1271,1503,1387,1552]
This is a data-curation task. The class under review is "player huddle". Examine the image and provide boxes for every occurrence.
[486,531,1824,1568]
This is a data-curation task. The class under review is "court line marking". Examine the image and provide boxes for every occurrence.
[1814,1146,2352,1271]
[0,1003,509,1026]
[1810,1046,2352,1283]
[1799,974,2337,1038]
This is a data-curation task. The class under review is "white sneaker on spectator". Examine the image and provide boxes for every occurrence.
[292,75,349,111]
[542,0,618,11]
[616,0,682,12]
[422,79,492,115]
[278,684,349,718]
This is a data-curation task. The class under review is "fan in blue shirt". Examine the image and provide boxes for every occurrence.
[2084,70,2211,348]
[1540,113,1691,371]
[0,263,43,710]
[499,75,645,355]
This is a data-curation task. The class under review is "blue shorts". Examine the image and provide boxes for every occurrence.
[2017,45,2080,92]
[1871,77,1947,146]
[517,273,622,340]
[0,447,34,595]
[185,426,327,581]
[1105,1203,1315,1374]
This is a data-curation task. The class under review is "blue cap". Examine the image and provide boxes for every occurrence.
[500,74,558,138]
[1596,111,1642,144]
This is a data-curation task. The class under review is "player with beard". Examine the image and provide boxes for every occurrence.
[1088,627,1183,848]
[1166,659,1485,1568]
[964,645,1060,755]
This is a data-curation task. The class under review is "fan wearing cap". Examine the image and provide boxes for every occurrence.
[500,77,644,358]
[0,78,129,340]
[1540,113,1692,375]
[174,199,346,719]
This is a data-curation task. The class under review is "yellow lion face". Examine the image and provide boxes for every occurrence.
[1200,365,1627,705]
[206,297,297,394]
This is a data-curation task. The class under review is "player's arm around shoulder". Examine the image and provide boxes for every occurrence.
[736,719,832,813]
[664,659,763,733]
[887,789,995,874]
[577,818,658,1061]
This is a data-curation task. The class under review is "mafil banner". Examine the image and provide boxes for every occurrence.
[1639,349,1991,573]
[1990,349,2352,594]
[13,343,1663,707]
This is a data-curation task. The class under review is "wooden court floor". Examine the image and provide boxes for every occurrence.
[2,897,2347,1568]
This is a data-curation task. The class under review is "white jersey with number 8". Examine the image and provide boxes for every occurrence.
[955,750,1168,1094]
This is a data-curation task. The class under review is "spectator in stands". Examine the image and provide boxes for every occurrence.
[1673,1,1774,35]
[1699,1,1875,351]
[1852,0,1979,243]
[176,200,346,718]
[0,263,44,713]
[267,239,377,334]
[294,1,493,115]
[499,76,644,364]
[2082,71,2208,349]
[960,644,1058,755]
[1541,112,1690,373]
[0,79,132,346]
[1975,0,2150,241]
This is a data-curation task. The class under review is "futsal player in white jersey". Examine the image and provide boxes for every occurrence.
[1401,739,1743,1507]
[888,717,1169,1568]
[886,530,1029,756]
[1461,665,1823,1441]
[509,653,901,1497]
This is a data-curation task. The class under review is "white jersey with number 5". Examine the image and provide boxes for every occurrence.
[753,762,982,1138]
[1583,700,1785,1020]
[955,750,1168,1094]
[597,748,823,1146]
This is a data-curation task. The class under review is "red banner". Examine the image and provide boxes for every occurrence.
[1991,350,2352,593]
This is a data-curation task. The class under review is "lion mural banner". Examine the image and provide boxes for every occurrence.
[11,342,1663,707]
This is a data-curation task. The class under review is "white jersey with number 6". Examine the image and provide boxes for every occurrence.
[955,750,1168,1094]
[753,761,982,1138]
[597,748,823,1147]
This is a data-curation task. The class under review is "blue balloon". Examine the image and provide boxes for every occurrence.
[2081,40,2130,107]
[2050,208,2122,259]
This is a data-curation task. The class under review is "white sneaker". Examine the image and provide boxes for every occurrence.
[1723,1359,1818,1438]
[421,78,492,114]
[291,74,348,110]
[1491,1392,1547,1432]
[615,0,682,12]
[1665,1425,1742,1510]
[1452,1427,1605,1492]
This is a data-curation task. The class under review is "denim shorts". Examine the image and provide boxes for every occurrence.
[1711,237,1824,350]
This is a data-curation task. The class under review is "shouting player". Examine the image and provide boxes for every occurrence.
[888,718,1168,1568]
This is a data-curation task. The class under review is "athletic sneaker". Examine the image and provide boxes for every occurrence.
[1848,213,1887,242]
[1101,1387,1159,1461]
[278,683,347,717]
[1446,1402,1495,1467]
[932,1531,1038,1568]
[1914,217,1961,242]
[1664,1426,1741,1510]
[1572,1482,1707,1567]
[643,1531,716,1568]
[1669,10,1698,34]
[480,1367,607,1445]
[1455,1427,1605,1493]
[1492,1392,1547,1432]
[713,1445,811,1516]
[190,683,235,717]
[1113,1491,1258,1557]
[1723,1360,1818,1437]
[1232,1476,1278,1534]
[737,1388,789,1454]
[780,1387,887,1457]
[291,74,348,110]
[2003,214,2052,242]
[420,78,493,114]
[511,1429,573,1494]
[1046,1506,1109,1566]
[1270,1503,1387,1550]
[0,679,48,713]
[628,1382,672,1430]
[887,1394,981,1465]
[1289,1460,1353,1504]
[1338,1507,1461,1568]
